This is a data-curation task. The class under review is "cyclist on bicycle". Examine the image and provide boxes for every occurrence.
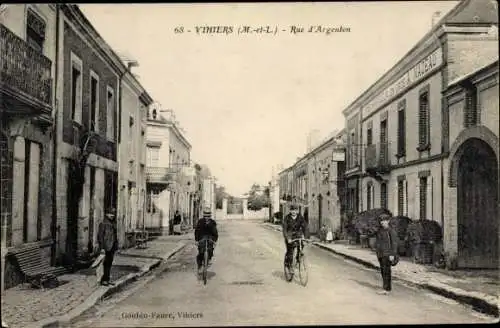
[283,204,309,273]
[195,207,218,275]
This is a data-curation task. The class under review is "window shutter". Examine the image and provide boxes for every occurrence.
[464,86,478,128]
[397,181,404,216]
[419,93,429,146]
[414,180,420,220]
[426,176,433,220]
[403,180,408,217]
[419,178,427,220]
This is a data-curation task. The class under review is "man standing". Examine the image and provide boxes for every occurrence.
[372,214,399,295]
[97,208,118,286]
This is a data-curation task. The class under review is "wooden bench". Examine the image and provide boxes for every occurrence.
[10,245,67,289]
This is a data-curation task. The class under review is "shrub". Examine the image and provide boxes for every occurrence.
[353,208,393,236]
[406,219,443,264]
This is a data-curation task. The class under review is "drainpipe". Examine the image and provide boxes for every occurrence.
[51,4,60,266]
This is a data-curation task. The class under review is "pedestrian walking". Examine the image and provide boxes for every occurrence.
[370,213,399,295]
[97,207,118,286]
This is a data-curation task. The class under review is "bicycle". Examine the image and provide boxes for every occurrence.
[195,238,216,285]
[284,237,310,286]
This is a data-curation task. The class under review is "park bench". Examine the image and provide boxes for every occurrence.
[10,244,66,289]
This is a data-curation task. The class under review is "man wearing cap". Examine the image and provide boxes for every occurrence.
[97,208,118,286]
[370,214,399,295]
[283,204,309,273]
[194,207,218,275]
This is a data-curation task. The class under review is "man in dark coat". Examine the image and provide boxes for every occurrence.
[194,207,218,275]
[97,208,118,286]
[370,214,399,294]
[282,204,309,273]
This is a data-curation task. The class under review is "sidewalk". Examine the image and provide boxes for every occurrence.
[262,222,499,317]
[1,236,190,328]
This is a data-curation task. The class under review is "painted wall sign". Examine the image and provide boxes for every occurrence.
[363,47,444,118]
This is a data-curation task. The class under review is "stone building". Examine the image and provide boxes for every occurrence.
[443,59,498,269]
[1,4,58,286]
[54,4,130,265]
[278,130,346,235]
[145,103,192,234]
[117,62,153,248]
[341,0,498,269]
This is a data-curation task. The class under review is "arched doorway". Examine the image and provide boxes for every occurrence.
[457,138,498,268]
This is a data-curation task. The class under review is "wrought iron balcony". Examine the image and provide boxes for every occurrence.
[0,24,53,110]
[365,142,391,173]
[146,167,177,184]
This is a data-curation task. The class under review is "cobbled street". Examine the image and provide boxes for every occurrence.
[72,220,495,327]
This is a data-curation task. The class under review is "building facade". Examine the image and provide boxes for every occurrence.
[341,0,498,269]
[278,130,346,235]
[1,4,58,286]
[306,132,346,235]
[55,4,129,265]
[145,103,192,234]
[443,56,498,269]
[117,66,153,248]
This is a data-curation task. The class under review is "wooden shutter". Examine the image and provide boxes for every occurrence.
[464,85,478,128]
[403,180,408,217]
[419,177,427,220]
[398,106,406,155]
[398,181,404,216]
[414,180,420,220]
[426,176,433,220]
[419,93,429,147]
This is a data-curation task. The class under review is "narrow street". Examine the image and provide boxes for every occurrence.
[73,220,494,327]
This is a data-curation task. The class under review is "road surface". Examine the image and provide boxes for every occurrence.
[73,220,496,327]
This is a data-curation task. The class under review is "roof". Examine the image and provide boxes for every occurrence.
[342,0,496,117]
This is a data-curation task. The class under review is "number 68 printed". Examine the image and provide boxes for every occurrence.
[174,26,185,34]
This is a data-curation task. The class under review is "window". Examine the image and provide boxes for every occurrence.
[380,120,388,165]
[418,91,430,149]
[106,87,115,140]
[367,183,372,210]
[349,130,358,168]
[464,84,478,128]
[367,128,373,145]
[89,71,99,132]
[419,176,428,220]
[70,53,83,124]
[26,9,46,52]
[397,100,406,157]
[397,180,404,216]
[147,147,159,167]
[23,141,41,242]
[380,183,387,209]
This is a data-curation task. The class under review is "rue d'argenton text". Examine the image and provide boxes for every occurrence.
[174,25,351,36]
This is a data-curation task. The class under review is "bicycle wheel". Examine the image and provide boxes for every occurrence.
[203,246,208,285]
[298,253,308,286]
[283,257,293,282]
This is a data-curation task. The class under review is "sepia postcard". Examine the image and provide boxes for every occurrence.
[0,1,498,327]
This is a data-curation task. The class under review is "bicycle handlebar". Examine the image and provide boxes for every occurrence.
[289,237,311,243]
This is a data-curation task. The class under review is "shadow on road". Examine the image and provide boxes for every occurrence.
[272,270,287,282]
[350,279,381,291]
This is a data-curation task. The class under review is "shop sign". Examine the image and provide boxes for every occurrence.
[363,47,443,118]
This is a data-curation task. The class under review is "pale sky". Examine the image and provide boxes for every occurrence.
[80,1,458,196]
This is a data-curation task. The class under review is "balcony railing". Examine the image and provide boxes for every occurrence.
[146,167,177,184]
[0,24,52,107]
[365,142,391,172]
